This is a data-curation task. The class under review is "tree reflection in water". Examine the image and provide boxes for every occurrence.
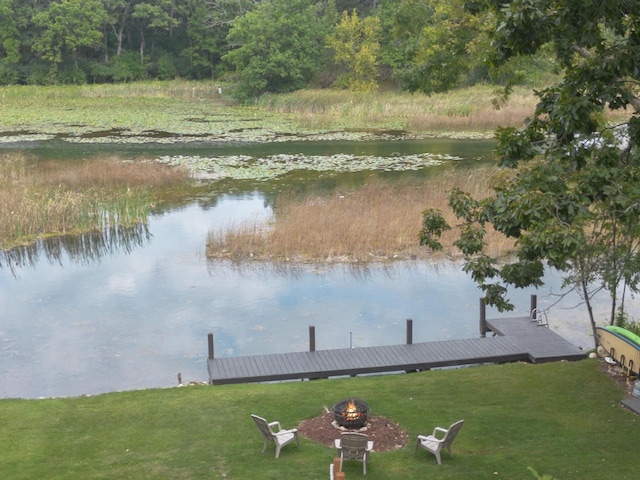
[0,223,151,275]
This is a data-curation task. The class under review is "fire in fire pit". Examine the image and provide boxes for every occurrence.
[330,398,370,429]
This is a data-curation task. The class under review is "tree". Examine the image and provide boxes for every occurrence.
[223,0,332,101]
[0,0,21,64]
[390,0,486,94]
[32,0,108,77]
[419,0,640,342]
[326,9,381,92]
[131,1,177,63]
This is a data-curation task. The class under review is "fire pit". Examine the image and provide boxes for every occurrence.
[330,398,370,429]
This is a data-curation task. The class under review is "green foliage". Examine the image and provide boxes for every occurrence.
[615,309,640,337]
[0,0,560,89]
[155,54,179,80]
[326,9,381,92]
[32,0,108,77]
[110,52,148,83]
[0,59,19,85]
[421,0,640,340]
[0,0,20,64]
[223,0,332,101]
[418,208,450,251]
[391,0,487,93]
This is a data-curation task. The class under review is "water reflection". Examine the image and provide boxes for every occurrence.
[0,193,617,400]
[0,223,151,274]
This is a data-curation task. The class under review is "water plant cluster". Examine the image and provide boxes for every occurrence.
[156,152,458,181]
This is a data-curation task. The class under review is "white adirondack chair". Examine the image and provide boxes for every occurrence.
[251,414,300,458]
[415,419,464,464]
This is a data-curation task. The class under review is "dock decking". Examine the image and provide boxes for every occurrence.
[207,313,587,385]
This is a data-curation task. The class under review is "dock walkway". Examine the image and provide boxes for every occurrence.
[207,313,587,385]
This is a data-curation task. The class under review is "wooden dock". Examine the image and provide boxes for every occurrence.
[207,297,587,385]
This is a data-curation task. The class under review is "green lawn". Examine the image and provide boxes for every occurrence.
[1,359,637,479]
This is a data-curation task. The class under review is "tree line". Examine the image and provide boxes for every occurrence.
[0,0,552,100]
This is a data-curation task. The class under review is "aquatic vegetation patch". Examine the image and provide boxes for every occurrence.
[155,152,459,181]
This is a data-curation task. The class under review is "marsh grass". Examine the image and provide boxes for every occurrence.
[258,85,539,133]
[207,166,514,263]
[0,80,225,101]
[0,153,188,249]
[259,84,633,134]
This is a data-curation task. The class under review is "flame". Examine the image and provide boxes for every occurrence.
[345,400,359,420]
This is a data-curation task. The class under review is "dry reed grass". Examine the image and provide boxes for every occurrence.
[259,85,539,132]
[207,166,515,263]
[260,85,633,133]
[0,153,188,249]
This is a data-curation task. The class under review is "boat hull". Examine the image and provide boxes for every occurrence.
[596,327,640,376]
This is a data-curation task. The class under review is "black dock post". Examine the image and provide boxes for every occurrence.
[309,325,316,352]
[406,318,413,345]
[530,294,537,320]
[208,333,214,360]
[479,297,487,337]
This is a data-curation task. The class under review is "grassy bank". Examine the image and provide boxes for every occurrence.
[207,166,514,263]
[1,360,637,479]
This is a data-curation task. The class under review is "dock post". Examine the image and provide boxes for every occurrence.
[479,297,487,337]
[530,294,537,320]
[208,333,214,360]
[309,325,316,352]
[406,318,413,345]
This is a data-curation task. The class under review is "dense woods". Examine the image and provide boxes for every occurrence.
[0,0,553,99]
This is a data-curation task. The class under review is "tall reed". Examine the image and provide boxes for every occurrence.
[258,85,539,133]
[0,153,187,249]
[207,166,514,263]
[258,84,632,133]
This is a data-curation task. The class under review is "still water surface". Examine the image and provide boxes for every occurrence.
[0,138,604,399]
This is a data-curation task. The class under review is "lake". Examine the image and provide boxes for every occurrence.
[0,138,608,399]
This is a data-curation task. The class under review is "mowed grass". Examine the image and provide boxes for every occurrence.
[207,166,515,263]
[0,360,638,480]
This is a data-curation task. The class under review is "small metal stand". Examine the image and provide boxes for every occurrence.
[530,308,549,327]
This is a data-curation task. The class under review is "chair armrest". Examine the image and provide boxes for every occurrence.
[334,439,342,449]
[432,427,448,438]
[366,441,374,451]
[268,421,282,433]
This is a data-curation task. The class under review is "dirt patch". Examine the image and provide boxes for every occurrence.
[297,411,409,452]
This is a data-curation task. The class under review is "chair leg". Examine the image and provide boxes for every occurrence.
[363,453,367,475]
[261,439,268,453]
[275,444,282,459]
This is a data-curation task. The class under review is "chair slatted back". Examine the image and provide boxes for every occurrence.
[340,432,369,460]
[443,420,464,448]
[251,414,274,442]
